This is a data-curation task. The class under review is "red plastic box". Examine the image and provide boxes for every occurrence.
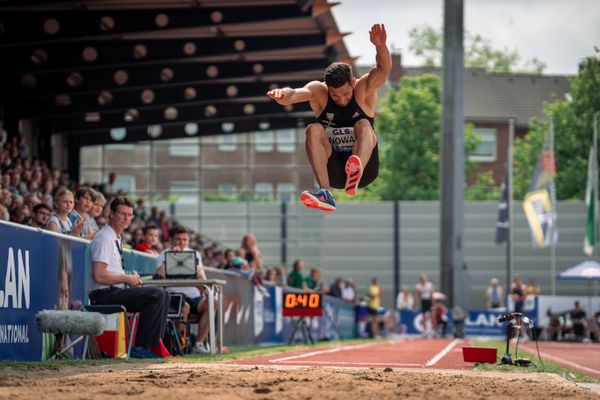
[462,346,497,364]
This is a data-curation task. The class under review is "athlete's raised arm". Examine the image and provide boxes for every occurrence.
[364,24,391,92]
[266,81,322,106]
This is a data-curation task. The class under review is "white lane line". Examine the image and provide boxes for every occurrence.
[277,360,422,367]
[425,339,461,366]
[269,342,378,363]
[530,350,600,376]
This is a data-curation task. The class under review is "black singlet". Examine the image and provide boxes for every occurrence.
[315,94,375,153]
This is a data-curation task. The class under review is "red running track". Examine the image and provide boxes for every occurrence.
[520,341,600,379]
[229,338,471,370]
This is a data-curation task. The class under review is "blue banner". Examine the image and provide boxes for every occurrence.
[253,285,356,344]
[0,223,87,361]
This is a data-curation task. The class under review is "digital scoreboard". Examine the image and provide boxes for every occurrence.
[282,292,323,317]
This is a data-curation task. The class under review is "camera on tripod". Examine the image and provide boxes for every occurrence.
[497,312,522,323]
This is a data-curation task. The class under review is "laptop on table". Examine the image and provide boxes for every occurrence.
[164,251,197,279]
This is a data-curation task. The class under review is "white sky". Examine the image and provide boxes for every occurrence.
[331,0,600,75]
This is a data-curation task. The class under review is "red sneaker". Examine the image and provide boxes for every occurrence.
[148,339,173,358]
[344,155,363,196]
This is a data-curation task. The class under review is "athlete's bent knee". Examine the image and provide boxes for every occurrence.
[306,123,326,139]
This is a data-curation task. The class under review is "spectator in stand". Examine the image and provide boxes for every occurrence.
[0,187,11,209]
[9,194,24,217]
[212,248,226,269]
[148,206,160,226]
[229,256,255,279]
[158,210,170,242]
[156,225,211,354]
[67,186,95,239]
[367,277,382,338]
[47,189,85,237]
[6,172,22,194]
[264,268,278,284]
[1,174,9,190]
[415,274,434,337]
[103,171,117,195]
[396,286,414,310]
[287,259,306,289]
[276,264,287,287]
[526,278,541,296]
[329,277,344,298]
[241,233,263,269]
[88,191,106,234]
[223,248,235,269]
[24,192,41,213]
[0,204,9,221]
[17,135,30,160]
[29,203,51,229]
[570,301,587,342]
[11,204,31,225]
[304,267,323,291]
[342,278,356,303]
[485,278,504,309]
[204,245,215,266]
[135,224,160,256]
[133,198,147,224]
[510,274,527,313]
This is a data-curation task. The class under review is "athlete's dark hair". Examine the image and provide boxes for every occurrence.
[324,62,353,88]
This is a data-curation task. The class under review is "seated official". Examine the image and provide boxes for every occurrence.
[88,196,171,358]
[155,225,213,354]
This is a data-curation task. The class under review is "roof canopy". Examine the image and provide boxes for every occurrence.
[0,0,352,145]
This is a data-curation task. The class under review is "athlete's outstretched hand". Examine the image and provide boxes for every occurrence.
[266,87,293,105]
[369,24,387,47]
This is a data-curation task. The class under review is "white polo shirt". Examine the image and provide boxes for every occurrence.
[156,247,203,299]
[89,224,125,292]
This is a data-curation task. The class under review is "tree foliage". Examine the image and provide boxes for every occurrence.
[408,25,546,73]
[374,73,481,200]
[513,54,600,200]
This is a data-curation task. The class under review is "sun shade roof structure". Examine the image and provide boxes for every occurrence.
[0,0,353,148]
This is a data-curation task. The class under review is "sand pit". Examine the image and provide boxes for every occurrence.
[0,362,598,400]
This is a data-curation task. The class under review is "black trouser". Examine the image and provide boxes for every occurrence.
[89,286,170,347]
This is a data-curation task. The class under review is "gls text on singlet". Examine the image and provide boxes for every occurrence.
[315,94,374,153]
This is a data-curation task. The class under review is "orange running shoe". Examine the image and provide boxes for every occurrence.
[344,155,363,196]
[300,188,336,212]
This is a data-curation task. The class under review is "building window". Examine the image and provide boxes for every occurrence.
[218,134,236,152]
[169,180,198,203]
[254,182,273,199]
[218,183,237,196]
[276,183,295,201]
[255,131,274,152]
[276,129,295,153]
[169,138,198,157]
[105,174,136,193]
[469,128,497,162]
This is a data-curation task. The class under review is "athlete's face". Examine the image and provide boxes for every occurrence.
[327,82,354,107]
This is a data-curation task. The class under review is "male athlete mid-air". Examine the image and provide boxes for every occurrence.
[267,23,391,212]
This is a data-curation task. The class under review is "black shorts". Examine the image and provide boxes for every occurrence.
[368,307,379,316]
[421,299,432,313]
[327,144,379,189]
[184,295,205,313]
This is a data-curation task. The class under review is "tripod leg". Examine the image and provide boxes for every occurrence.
[288,318,300,345]
[300,319,309,344]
